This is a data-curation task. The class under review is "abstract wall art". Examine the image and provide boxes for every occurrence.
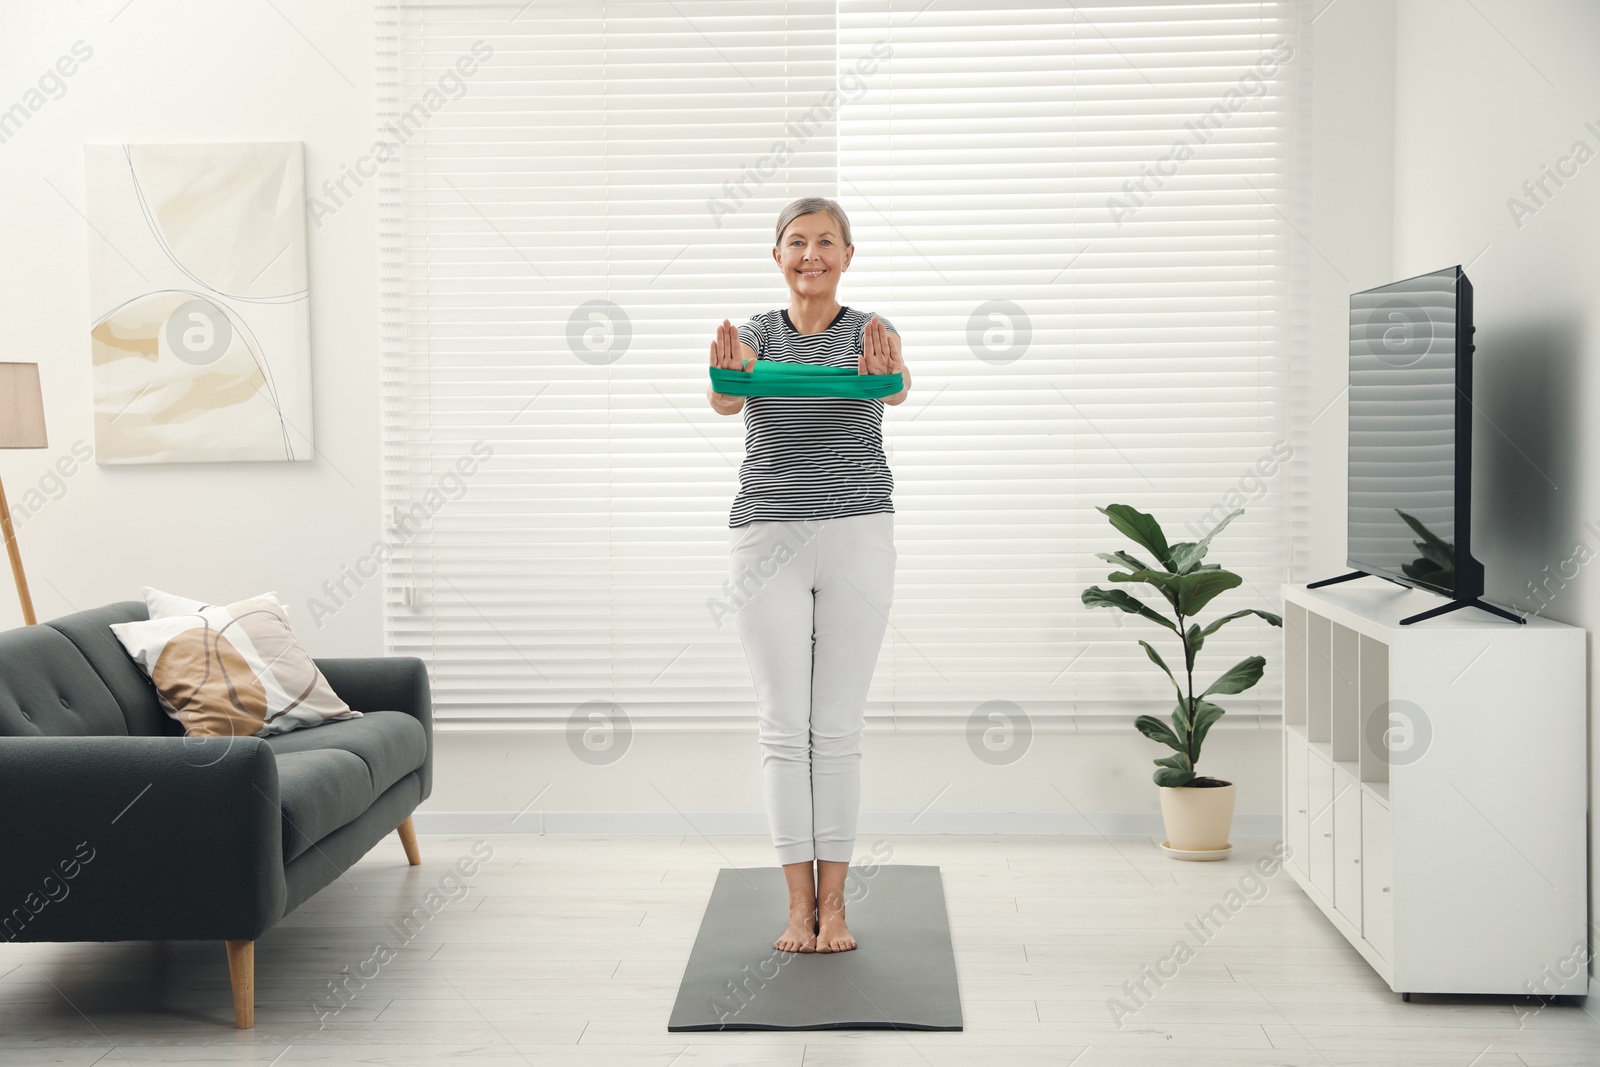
[84,141,312,463]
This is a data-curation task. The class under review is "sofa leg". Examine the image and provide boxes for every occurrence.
[225,939,254,1029]
[397,815,422,866]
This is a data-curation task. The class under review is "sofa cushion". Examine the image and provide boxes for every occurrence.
[0,623,128,737]
[110,593,360,738]
[276,748,374,862]
[263,711,427,801]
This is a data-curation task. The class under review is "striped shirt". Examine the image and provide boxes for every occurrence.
[729,305,899,528]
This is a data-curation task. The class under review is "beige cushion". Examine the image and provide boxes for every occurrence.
[110,589,360,738]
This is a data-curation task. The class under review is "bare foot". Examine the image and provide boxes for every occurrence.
[774,908,818,953]
[815,905,857,952]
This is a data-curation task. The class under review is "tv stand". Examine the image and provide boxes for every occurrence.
[1397,597,1523,626]
[1307,571,1369,589]
[1307,572,1525,625]
[1280,581,1586,997]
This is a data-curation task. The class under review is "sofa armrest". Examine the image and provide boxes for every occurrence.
[315,656,433,801]
[0,735,286,944]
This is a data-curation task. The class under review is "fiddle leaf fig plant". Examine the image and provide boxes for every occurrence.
[1081,504,1283,788]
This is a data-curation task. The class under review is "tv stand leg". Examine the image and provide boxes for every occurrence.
[1307,571,1369,589]
[1399,598,1526,626]
[1464,599,1526,624]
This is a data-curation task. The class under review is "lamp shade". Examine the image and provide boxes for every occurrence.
[0,363,46,449]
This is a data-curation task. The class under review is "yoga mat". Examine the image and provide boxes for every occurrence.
[667,864,964,1032]
[710,359,904,399]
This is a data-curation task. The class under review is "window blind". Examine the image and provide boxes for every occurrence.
[375,0,1310,729]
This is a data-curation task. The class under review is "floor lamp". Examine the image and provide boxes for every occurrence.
[0,363,47,626]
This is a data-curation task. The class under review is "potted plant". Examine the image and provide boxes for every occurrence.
[1081,504,1282,859]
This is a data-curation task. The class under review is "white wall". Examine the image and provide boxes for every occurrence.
[0,1,1284,836]
[1391,0,1600,996]
[1307,0,1397,579]
[1310,0,1600,996]
[0,2,382,654]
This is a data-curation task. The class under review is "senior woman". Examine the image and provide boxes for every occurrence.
[706,196,911,954]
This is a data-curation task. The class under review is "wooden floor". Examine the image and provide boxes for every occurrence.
[1,833,1595,1065]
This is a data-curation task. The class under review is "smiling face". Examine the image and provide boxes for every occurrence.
[773,212,853,299]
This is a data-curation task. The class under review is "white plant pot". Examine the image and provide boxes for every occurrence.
[1158,781,1236,853]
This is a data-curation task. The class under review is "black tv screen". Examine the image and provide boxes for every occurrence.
[1346,265,1483,601]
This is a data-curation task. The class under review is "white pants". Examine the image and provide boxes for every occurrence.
[729,512,896,865]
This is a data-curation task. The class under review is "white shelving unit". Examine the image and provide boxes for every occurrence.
[1281,578,1587,997]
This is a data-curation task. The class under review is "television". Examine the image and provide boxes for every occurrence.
[1310,265,1520,625]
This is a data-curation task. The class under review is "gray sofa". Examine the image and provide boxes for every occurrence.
[0,600,433,1029]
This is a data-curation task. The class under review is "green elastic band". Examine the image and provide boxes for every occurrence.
[709,359,903,399]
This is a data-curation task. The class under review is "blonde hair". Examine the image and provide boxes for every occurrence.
[774,196,852,248]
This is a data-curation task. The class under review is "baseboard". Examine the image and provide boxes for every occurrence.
[410,809,1283,838]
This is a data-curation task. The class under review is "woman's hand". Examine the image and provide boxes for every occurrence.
[708,318,753,413]
[860,315,911,405]
[710,318,755,374]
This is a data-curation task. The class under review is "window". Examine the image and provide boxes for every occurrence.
[376,0,1310,728]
